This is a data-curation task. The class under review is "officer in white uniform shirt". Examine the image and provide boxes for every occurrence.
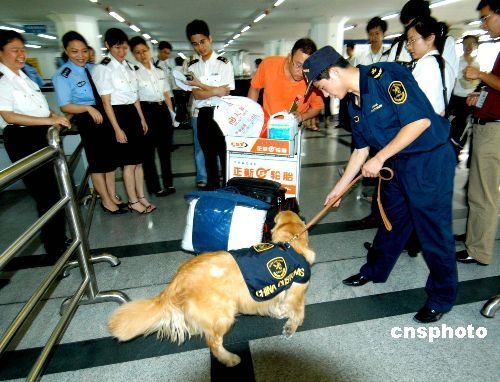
[92,28,155,214]
[154,41,175,104]
[0,30,71,261]
[357,17,388,65]
[130,36,177,198]
[185,19,235,190]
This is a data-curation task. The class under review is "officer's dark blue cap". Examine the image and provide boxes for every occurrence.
[303,46,343,97]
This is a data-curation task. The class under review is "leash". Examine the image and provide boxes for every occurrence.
[289,167,394,243]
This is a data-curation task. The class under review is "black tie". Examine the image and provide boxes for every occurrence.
[84,67,103,109]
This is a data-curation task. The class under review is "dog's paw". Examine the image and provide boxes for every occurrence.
[282,323,297,339]
[222,353,241,367]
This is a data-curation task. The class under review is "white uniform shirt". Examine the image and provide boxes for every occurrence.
[91,55,138,105]
[0,62,50,128]
[453,56,480,97]
[189,52,235,110]
[386,36,459,79]
[357,46,385,65]
[135,62,170,102]
[412,49,455,115]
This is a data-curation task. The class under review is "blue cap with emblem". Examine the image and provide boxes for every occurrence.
[303,45,343,97]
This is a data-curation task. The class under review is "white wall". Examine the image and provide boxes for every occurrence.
[26,48,61,80]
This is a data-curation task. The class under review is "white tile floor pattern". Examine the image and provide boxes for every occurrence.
[0,125,499,381]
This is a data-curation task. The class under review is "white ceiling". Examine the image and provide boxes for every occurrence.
[0,0,483,52]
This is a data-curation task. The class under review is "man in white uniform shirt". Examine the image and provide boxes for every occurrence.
[155,41,175,105]
[357,17,387,65]
[185,19,235,190]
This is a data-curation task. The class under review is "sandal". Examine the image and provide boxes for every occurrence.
[138,196,157,213]
[128,200,148,214]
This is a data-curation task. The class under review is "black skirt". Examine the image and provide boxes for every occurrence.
[112,104,146,165]
[73,110,117,173]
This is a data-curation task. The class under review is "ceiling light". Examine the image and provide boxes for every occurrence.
[98,34,102,38]
[178,52,187,59]
[25,44,41,48]
[382,13,399,20]
[37,33,57,40]
[344,24,356,31]
[468,20,481,26]
[109,11,125,22]
[478,35,492,42]
[0,26,25,33]
[385,33,402,39]
[129,25,140,32]
[151,39,158,44]
[228,39,234,44]
[274,0,286,6]
[224,43,229,47]
[219,51,226,55]
[233,33,241,40]
[142,33,151,40]
[241,26,251,33]
[463,29,488,36]
[101,47,107,50]
[89,0,98,3]
[254,13,266,23]
[429,0,460,9]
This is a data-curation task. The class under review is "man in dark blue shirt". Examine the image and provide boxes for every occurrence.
[303,46,457,323]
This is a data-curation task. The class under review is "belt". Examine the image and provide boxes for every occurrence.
[473,118,500,125]
[198,106,215,110]
[141,101,165,106]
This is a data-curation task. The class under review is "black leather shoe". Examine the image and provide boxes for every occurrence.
[413,307,444,323]
[101,202,128,214]
[342,273,371,287]
[454,233,466,242]
[156,187,176,197]
[456,250,487,266]
[363,242,372,251]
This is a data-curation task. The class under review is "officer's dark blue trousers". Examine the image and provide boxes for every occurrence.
[360,143,458,312]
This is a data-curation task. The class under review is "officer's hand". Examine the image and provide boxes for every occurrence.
[324,185,343,208]
[466,92,480,107]
[463,66,481,81]
[362,157,384,178]
[51,115,71,128]
[116,128,127,143]
[141,119,148,134]
[87,106,103,124]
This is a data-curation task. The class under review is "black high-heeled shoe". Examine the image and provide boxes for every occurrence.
[101,202,128,215]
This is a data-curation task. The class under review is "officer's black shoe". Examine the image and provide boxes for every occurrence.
[413,307,444,323]
[407,248,421,257]
[342,273,371,287]
[155,187,176,197]
[454,233,466,242]
[363,242,372,251]
[456,250,487,266]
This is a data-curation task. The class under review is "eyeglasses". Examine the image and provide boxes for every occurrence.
[405,36,422,48]
[479,12,493,24]
[290,57,303,70]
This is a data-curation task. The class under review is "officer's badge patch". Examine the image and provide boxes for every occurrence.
[76,81,86,87]
[61,67,71,78]
[253,243,274,253]
[101,57,111,65]
[267,257,287,280]
[388,81,407,104]
[369,66,383,79]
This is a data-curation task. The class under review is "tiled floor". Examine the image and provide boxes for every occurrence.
[0,123,498,381]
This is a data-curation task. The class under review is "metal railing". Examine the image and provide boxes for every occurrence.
[0,126,129,381]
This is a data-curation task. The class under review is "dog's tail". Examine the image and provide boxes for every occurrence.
[108,294,191,344]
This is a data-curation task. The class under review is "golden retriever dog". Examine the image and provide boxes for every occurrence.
[108,211,315,367]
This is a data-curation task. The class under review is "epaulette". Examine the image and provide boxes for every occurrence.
[188,58,199,67]
[61,67,71,78]
[217,56,229,64]
[134,65,139,71]
[0,71,3,79]
[101,57,111,65]
[368,66,383,79]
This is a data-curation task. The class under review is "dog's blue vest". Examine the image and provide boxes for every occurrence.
[230,243,311,302]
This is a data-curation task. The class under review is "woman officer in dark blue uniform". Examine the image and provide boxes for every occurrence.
[303,46,457,323]
[52,31,126,214]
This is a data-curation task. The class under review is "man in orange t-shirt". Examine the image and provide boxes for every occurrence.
[248,38,324,126]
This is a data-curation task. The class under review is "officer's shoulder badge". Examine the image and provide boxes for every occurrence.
[100,57,111,65]
[217,56,229,64]
[253,243,274,253]
[61,67,71,78]
[134,65,139,71]
[388,80,407,104]
[0,71,3,79]
[188,58,199,67]
[369,66,383,79]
